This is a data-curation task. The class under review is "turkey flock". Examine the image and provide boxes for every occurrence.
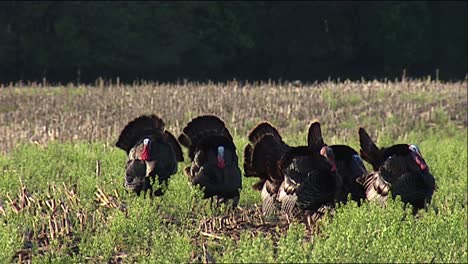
[116,114,436,223]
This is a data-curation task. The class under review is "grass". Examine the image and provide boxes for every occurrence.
[0,79,466,263]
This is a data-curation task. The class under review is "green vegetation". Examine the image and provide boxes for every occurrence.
[0,81,466,263]
[0,128,466,263]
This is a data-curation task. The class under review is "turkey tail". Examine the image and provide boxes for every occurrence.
[252,179,266,191]
[243,144,257,177]
[248,122,283,144]
[164,131,184,162]
[308,121,326,151]
[116,115,165,153]
[244,122,284,177]
[279,192,299,216]
[279,146,317,172]
[178,115,233,159]
[250,135,287,181]
[244,122,289,189]
[307,204,334,226]
[261,181,280,215]
[358,128,382,171]
[356,172,390,205]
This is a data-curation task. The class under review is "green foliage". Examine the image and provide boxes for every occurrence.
[310,135,467,263]
[310,198,466,263]
[0,215,22,262]
[0,1,467,83]
[146,228,193,264]
[3,142,123,199]
[0,127,466,262]
[276,224,314,263]
[219,232,276,263]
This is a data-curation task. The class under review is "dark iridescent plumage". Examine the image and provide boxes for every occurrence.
[278,147,341,216]
[307,122,367,204]
[244,122,340,219]
[178,115,242,206]
[357,128,435,214]
[115,115,184,196]
[244,122,291,215]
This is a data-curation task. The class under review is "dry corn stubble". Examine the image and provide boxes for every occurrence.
[5,180,127,263]
[0,79,466,154]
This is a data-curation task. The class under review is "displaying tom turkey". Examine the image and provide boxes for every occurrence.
[244,122,341,222]
[307,121,367,204]
[244,122,290,215]
[178,115,242,207]
[115,115,184,196]
[356,127,435,215]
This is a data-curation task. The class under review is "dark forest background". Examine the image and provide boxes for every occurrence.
[0,1,467,84]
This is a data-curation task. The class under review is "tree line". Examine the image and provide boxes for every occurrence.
[0,1,466,84]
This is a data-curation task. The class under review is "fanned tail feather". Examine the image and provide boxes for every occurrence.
[164,131,184,162]
[357,172,390,205]
[252,179,266,191]
[243,144,257,177]
[252,134,288,183]
[261,183,279,215]
[279,146,317,172]
[244,122,289,214]
[358,127,382,171]
[244,122,288,182]
[307,204,333,225]
[248,122,283,144]
[307,121,326,151]
[280,194,298,216]
[178,115,233,160]
[116,115,165,153]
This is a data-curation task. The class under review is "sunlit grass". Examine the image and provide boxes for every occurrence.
[0,130,466,263]
[0,80,466,262]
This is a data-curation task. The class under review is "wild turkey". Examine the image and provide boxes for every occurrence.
[307,121,367,204]
[244,122,290,215]
[356,127,435,215]
[178,115,242,207]
[244,122,341,221]
[115,115,184,196]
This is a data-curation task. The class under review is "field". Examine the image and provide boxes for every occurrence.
[0,79,466,263]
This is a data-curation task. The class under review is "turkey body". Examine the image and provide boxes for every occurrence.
[357,128,435,214]
[244,123,290,214]
[115,115,184,196]
[277,146,341,217]
[329,145,367,203]
[307,122,367,204]
[178,115,242,206]
[244,122,340,218]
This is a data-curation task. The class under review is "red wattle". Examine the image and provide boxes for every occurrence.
[415,155,427,171]
[217,157,225,169]
[141,146,150,161]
